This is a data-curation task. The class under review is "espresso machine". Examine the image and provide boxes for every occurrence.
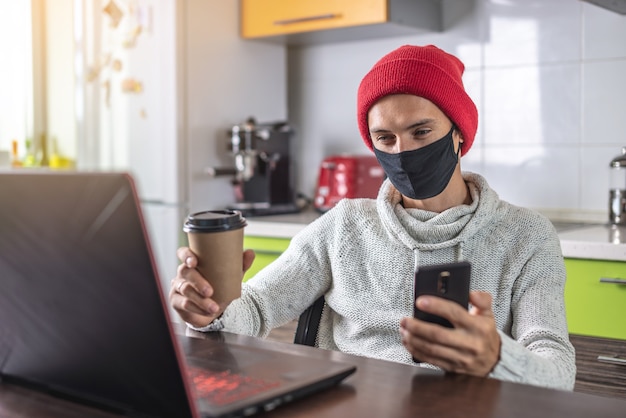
[208,117,299,216]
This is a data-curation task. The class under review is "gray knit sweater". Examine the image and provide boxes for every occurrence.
[219,172,576,390]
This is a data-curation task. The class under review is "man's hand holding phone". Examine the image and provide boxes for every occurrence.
[400,262,501,377]
[413,262,471,329]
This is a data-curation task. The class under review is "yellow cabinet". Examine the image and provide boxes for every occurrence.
[241,0,442,44]
[242,0,385,37]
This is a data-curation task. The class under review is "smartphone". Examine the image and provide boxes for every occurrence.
[412,261,471,363]
[413,261,471,328]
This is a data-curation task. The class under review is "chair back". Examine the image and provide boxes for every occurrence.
[293,296,325,346]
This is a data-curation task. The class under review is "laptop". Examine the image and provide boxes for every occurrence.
[0,171,356,417]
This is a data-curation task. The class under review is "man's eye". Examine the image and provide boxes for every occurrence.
[376,135,393,142]
[413,129,431,137]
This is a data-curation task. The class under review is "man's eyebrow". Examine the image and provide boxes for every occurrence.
[369,127,391,133]
[407,119,436,129]
[369,118,436,132]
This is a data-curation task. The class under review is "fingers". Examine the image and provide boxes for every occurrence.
[401,292,501,376]
[400,317,474,369]
[176,262,212,296]
[415,295,467,328]
[468,291,494,316]
[169,256,221,328]
[176,247,197,267]
[401,315,458,355]
[414,291,494,328]
[243,249,256,274]
[169,281,220,327]
[169,275,217,315]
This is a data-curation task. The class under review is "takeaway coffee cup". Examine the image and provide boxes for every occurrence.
[183,210,247,306]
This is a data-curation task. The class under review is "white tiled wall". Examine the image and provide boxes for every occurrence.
[288,0,626,223]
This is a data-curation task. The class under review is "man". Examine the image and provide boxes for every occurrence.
[170,45,575,390]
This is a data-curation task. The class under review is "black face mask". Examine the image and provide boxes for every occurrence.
[373,127,460,200]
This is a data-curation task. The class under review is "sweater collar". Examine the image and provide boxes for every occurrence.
[376,172,499,250]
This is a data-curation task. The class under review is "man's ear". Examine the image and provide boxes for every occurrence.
[452,125,462,139]
[453,128,464,154]
[454,128,464,144]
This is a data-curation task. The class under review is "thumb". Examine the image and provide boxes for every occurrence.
[469,291,493,315]
[242,249,256,274]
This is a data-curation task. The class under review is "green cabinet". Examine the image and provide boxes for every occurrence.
[243,236,291,282]
[564,258,626,340]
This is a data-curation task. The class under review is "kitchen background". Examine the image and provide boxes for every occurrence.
[1,0,625,292]
[289,0,626,223]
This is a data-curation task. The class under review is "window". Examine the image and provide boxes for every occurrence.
[0,2,34,161]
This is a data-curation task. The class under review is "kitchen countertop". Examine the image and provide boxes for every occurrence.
[557,224,626,261]
[245,209,626,262]
[245,209,320,239]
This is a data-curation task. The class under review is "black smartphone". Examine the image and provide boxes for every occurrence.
[412,261,471,363]
[413,261,471,328]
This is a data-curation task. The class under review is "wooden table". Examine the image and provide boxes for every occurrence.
[2,330,626,418]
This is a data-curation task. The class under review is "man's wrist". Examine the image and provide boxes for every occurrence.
[186,315,224,332]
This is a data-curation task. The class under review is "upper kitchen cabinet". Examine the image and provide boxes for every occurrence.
[240,0,442,45]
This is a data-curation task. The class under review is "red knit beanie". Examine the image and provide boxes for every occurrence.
[357,45,478,156]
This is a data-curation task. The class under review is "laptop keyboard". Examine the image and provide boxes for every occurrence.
[187,366,282,406]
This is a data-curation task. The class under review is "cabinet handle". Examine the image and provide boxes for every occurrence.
[274,13,340,26]
[599,277,626,284]
[597,355,626,366]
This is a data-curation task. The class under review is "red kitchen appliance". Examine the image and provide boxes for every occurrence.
[314,155,386,212]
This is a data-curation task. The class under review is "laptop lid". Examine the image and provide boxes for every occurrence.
[0,171,355,417]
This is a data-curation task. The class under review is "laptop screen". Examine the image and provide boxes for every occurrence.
[0,171,195,417]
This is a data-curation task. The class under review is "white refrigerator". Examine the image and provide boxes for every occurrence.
[75,0,287,303]
[76,0,185,298]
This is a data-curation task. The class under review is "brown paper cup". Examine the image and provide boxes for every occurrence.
[183,210,247,306]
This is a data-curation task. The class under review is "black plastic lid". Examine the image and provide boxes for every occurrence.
[183,210,247,232]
